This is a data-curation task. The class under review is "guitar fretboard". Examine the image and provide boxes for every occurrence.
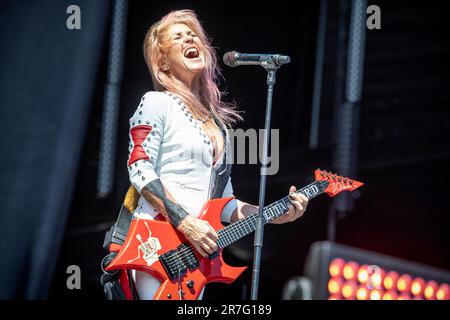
[216,180,328,249]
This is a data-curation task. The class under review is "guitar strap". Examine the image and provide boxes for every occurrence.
[209,118,232,200]
[101,185,139,300]
[209,163,232,199]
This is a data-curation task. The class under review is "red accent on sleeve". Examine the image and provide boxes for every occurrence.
[153,213,165,221]
[127,125,153,167]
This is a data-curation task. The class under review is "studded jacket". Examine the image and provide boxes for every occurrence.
[127,91,237,223]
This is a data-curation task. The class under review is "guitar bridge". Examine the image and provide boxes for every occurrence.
[178,243,200,271]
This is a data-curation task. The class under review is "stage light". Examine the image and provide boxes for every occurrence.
[397,293,411,300]
[356,285,369,300]
[384,271,399,290]
[357,264,369,284]
[397,274,412,292]
[411,277,425,296]
[342,281,357,300]
[369,289,382,300]
[343,261,359,281]
[436,284,449,300]
[329,258,345,278]
[382,291,398,300]
[368,268,384,289]
[328,278,342,295]
[297,241,450,300]
[424,280,438,300]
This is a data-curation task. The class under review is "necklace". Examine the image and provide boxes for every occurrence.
[189,107,211,123]
[196,112,211,123]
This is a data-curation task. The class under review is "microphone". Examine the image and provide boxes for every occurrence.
[223,51,290,67]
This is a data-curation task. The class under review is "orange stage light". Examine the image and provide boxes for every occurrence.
[343,261,359,281]
[424,280,438,300]
[382,291,398,300]
[368,268,385,290]
[397,274,412,292]
[436,284,449,300]
[383,271,399,290]
[328,278,343,295]
[341,281,357,300]
[411,277,425,296]
[329,258,345,278]
[357,264,369,284]
[356,285,369,300]
[369,289,383,300]
[397,293,411,300]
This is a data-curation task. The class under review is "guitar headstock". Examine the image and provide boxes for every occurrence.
[314,169,363,197]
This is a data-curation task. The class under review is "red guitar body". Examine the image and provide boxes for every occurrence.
[105,196,246,300]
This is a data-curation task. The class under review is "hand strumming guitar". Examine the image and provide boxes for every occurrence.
[177,215,218,258]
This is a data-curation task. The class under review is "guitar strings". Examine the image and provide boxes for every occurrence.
[161,198,293,269]
[163,202,278,267]
[162,214,259,269]
[160,184,324,269]
[161,188,318,269]
[163,198,302,269]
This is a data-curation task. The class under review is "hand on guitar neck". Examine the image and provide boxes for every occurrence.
[271,186,309,224]
[229,185,309,225]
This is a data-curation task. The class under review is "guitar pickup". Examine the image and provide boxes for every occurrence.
[159,249,187,281]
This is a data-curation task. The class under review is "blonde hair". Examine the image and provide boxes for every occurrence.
[143,9,242,127]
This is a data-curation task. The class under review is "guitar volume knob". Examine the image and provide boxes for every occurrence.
[186,280,195,289]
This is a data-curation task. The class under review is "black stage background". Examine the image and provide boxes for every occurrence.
[0,0,448,299]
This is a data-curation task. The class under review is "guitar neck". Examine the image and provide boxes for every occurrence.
[217,180,329,249]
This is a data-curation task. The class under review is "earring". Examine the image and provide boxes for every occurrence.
[161,62,170,71]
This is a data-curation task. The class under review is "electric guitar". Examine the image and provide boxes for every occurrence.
[105,169,363,300]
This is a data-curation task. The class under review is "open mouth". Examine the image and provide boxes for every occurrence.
[183,46,200,59]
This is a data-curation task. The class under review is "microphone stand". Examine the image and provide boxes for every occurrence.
[250,63,279,300]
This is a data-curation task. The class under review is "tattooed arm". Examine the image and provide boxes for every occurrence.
[141,179,218,258]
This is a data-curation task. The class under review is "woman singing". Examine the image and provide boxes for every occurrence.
[127,9,308,299]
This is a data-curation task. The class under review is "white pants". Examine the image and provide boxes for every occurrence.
[131,270,205,300]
